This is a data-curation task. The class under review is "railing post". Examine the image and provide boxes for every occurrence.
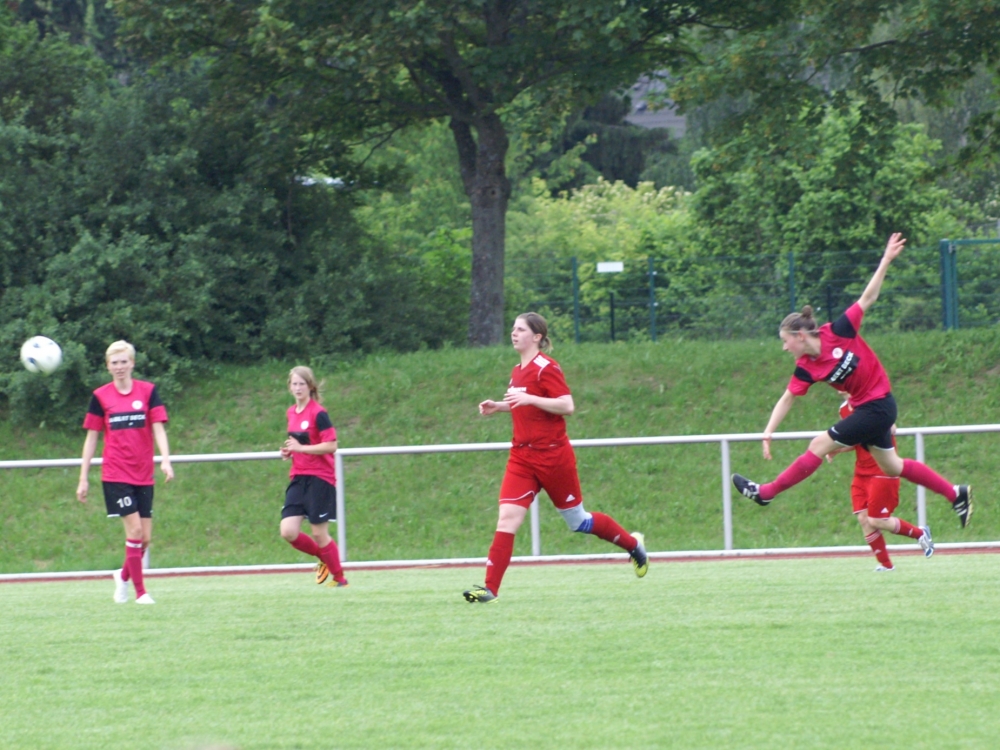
[572,256,581,344]
[721,439,733,551]
[335,451,347,562]
[530,496,541,556]
[939,240,950,330]
[915,432,927,528]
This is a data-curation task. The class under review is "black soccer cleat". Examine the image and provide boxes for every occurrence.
[952,485,973,528]
[733,474,769,506]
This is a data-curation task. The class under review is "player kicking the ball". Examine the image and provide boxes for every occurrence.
[732,233,972,527]
[77,341,173,604]
[463,312,647,604]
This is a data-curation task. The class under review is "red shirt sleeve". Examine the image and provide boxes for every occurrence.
[539,362,571,399]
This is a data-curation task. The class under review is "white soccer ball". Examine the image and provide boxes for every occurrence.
[20,336,63,374]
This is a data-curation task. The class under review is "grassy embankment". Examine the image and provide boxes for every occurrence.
[1,328,997,573]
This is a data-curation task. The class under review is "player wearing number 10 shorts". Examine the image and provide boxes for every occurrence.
[77,340,173,604]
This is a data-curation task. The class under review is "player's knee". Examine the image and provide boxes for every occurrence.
[279,525,298,543]
[559,504,593,533]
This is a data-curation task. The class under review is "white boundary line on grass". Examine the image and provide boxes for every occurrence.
[3,541,999,583]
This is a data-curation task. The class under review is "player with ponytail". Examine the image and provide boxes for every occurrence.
[732,233,973,533]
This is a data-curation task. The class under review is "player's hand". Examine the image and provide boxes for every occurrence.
[883,232,906,262]
[503,390,534,409]
[762,435,773,460]
[76,480,88,504]
[160,458,174,483]
[479,399,501,415]
[283,436,304,454]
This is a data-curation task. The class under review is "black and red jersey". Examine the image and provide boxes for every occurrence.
[507,354,571,448]
[82,380,168,485]
[286,399,337,485]
[788,303,892,407]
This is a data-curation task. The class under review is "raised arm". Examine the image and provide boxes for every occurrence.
[857,233,906,312]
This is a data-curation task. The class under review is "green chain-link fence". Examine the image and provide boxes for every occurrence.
[505,239,1000,343]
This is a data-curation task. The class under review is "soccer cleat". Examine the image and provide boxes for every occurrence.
[135,593,156,604]
[874,565,895,572]
[327,577,349,588]
[732,474,769,506]
[952,485,973,528]
[918,525,934,558]
[315,562,330,585]
[463,585,498,604]
[112,569,129,603]
[629,532,649,578]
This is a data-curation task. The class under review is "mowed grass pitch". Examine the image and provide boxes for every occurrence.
[3,556,999,750]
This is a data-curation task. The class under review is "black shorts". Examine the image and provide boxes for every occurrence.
[282,475,337,525]
[103,482,154,518]
[828,394,897,451]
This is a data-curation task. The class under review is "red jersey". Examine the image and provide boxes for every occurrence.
[787,303,892,407]
[82,380,168,485]
[286,399,337,485]
[507,354,572,448]
[839,401,895,477]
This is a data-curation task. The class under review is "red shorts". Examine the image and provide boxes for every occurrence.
[499,444,583,510]
[851,474,900,518]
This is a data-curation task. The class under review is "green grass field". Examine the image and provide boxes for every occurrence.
[2,556,999,749]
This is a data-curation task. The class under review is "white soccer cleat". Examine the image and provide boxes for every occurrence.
[135,593,156,605]
[918,525,934,558]
[874,565,895,572]
[112,570,129,603]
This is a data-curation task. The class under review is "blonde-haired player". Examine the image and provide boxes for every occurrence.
[77,340,173,604]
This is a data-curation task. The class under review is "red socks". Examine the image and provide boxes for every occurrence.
[760,451,823,501]
[589,512,637,551]
[900,459,957,500]
[484,531,515,595]
[125,539,146,597]
[865,531,892,569]
[290,533,345,583]
[290,532,321,556]
[891,517,923,540]
[318,540,345,581]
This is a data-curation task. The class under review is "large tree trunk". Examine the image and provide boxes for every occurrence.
[450,113,511,346]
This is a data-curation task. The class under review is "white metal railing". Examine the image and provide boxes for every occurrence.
[3,423,997,561]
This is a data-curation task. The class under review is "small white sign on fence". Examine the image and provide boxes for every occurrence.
[597,261,624,273]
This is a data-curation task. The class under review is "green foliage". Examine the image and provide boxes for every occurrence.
[0,15,479,424]
[687,105,963,330]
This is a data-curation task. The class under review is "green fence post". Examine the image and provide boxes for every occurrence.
[571,256,580,344]
[939,240,959,330]
[788,252,796,313]
[950,243,960,330]
[648,256,657,343]
[609,292,616,342]
[939,240,950,330]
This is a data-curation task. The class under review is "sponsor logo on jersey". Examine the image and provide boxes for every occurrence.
[507,386,527,394]
[825,349,859,384]
[108,411,147,430]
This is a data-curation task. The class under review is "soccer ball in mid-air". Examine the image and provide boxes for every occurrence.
[20,336,63,374]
